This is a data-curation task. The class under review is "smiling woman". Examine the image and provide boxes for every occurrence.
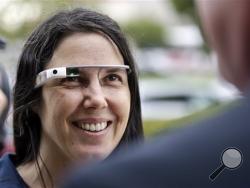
[0,8,143,188]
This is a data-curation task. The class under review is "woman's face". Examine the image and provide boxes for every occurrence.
[38,32,131,163]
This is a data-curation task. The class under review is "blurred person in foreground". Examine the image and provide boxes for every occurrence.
[0,8,143,188]
[0,38,11,156]
[62,0,250,187]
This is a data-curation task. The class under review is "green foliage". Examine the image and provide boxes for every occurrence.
[170,0,196,22]
[170,0,211,53]
[0,0,97,40]
[122,19,166,48]
[0,21,39,40]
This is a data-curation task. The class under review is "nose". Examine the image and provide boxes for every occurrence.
[81,79,108,110]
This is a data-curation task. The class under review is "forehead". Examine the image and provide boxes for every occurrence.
[47,32,124,69]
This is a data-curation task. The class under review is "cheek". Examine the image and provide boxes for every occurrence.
[40,89,82,129]
[108,88,131,123]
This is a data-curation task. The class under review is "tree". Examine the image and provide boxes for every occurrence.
[122,18,167,48]
[170,0,197,23]
[170,0,210,52]
[0,0,97,40]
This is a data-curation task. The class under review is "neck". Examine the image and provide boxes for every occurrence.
[17,135,71,188]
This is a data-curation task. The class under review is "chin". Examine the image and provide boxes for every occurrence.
[73,150,110,163]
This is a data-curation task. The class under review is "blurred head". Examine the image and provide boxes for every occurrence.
[14,8,143,165]
[196,0,250,91]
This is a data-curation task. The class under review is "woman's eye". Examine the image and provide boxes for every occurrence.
[60,77,81,87]
[106,74,122,82]
[65,77,79,82]
[102,73,126,87]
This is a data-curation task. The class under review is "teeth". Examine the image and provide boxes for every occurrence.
[96,123,101,131]
[90,124,95,131]
[78,122,108,132]
[101,122,105,130]
[85,123,90,130]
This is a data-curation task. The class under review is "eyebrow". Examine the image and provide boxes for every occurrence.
[102,68,127,73]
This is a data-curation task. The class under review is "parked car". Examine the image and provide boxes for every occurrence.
[139,77,239,120]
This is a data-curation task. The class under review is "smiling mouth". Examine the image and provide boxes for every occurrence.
[73,121,111,132]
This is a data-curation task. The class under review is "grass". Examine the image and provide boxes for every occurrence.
[143,101,236,138]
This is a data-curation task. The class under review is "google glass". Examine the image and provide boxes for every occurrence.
[35,65,130,88]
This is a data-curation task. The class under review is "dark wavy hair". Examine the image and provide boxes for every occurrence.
[13,7,143,187]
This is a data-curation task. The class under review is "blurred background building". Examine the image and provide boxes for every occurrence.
[0,0,239,140]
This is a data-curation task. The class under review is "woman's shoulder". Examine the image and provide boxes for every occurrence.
[0,153,14,169]
[0,153,28,188]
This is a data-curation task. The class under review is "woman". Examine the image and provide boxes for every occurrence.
[0,8,143,188]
